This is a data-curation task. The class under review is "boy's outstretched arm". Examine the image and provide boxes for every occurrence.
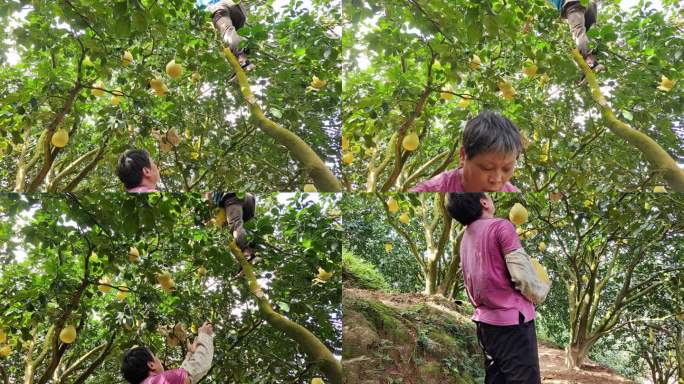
[180,322,215,384]
[504,248,551,305]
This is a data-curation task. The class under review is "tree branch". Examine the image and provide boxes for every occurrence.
[222,49,340,191]
[227,241,342,384]
[572,49,684,191]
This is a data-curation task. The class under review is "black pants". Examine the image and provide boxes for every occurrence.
[213,192,255,250]
[475,313,541,384]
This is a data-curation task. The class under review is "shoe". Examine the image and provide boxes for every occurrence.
[237,51,255,72]
[590,62,605,73]
[584,53,605,73]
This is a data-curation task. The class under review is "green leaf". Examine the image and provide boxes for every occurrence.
[113,16,131,38]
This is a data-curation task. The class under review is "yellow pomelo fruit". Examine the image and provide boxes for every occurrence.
[91,81,105,97]
[440,91,454,100]
[304,184,317,192]
[342,152,354,165]
[657,75,675,92]
[387,198,399,213]
[538,242,547,252]
[316,267,333,282]
[161,279,175,293]
[499,81,516,100]
[341,136,349,151]
[128,246,139,262]
[156,271,172,284]
[384,243,393,252]
[402,133,419,151]
[150,78,165,91]
[59,325,77,344]
[509,203,528,225]
[111,95,121,105]
[197,266,207,276]
[311,379,324,384]
[399,212,410,224]
[458,94,471,108]
[122,50,133,66]
[166,59,184,79]
[51,129,69,148]
[117,284,128,300]
[469,54,481,70]
[653,185,666,193]
[523,63,538,77]
[98,277,112,293]
[0,345,11,357]
[310,75,327,90]
[154,83,169,97]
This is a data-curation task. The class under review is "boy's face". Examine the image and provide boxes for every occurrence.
[460,148,517,192]
[147,351,164,374]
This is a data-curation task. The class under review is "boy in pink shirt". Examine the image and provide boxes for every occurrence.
[446,193,550,384]
[411,111,522,193]
[116,149,161,192]
[121,322,214,384]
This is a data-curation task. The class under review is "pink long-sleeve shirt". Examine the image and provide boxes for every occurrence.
[460,217,535,325]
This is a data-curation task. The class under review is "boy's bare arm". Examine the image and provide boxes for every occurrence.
[180,322,215,384]
[504,248,551,305]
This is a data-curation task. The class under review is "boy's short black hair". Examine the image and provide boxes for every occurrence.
[445,193,486,226]
[121,346,153,384]
[462,111,522,159]
[117,149,152,189]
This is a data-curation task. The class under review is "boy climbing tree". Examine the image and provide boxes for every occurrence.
[209,192,258,264]
[548,0,604,76]
[446,193,550,384]
[206,0,255,79]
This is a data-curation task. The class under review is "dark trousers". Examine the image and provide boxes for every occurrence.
[211,1,246,55]
[475,313,541,384]
[213,192,255,250]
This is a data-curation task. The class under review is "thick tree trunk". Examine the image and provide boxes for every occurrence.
[572,49,684,191]
[222,47,340,192]
[424,251,438,295]
[565,342,591,369]
[228,241,342,383]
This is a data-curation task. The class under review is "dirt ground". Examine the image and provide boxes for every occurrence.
[539,341,636,384]
[345,288,638,384]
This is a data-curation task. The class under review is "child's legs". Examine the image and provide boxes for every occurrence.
[225,203,249,251]
[476,316,541,384]
[565,2,590,57]
[212,2,243,55]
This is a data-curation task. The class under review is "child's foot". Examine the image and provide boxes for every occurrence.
[237,50,255,72]
[578,53,605,84]
[590,62,605,73]
[243,247,261,265]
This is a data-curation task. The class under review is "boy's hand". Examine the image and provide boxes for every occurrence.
[187,339,197,354]
[198,321,213,336]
